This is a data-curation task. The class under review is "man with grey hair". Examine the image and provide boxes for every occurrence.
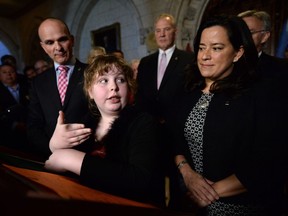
[238,10,271,54]
[135,13,194,123]
[239,10,288,215]
[238,10,288,79]
[134,13,195,209]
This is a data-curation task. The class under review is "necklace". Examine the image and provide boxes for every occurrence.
[197,92,214,109]
[198,100,209,109]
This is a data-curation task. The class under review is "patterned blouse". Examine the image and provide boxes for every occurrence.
[184,92,264,216]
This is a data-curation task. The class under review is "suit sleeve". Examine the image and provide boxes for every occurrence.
[27,79,51,159]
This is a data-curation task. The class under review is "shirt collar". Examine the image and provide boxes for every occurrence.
[159,45,175,56]
[54,56,76,71]
[3,83,19,90]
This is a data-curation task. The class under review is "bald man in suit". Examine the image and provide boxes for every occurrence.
[135,13,194,123]
[27,18,89,159]
[134,13,194,208]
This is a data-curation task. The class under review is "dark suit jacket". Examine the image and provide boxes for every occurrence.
[0,79,30,148]
[0,80,30,114]
[135,48,194,122]
[27,59,89,159]
[257,52,288,80]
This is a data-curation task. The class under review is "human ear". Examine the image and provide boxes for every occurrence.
[88,88,94,100]
[233,46,244,62]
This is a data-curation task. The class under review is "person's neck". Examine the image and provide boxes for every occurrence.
[100,115,117,125]
[3,82,18,89]
[95,115,118,141]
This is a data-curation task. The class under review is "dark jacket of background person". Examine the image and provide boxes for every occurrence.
[0,66,30,150]
[257,52,288,80]
[135,48,194,123]
[27,60,89,159]
[78,106,165,207]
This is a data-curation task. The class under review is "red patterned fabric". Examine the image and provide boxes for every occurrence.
[58,65,69,105]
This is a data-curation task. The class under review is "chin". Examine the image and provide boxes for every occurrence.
[109,105,122,112]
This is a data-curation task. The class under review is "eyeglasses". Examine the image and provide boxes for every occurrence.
[250,30,267,34]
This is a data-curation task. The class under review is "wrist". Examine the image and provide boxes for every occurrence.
[177,160,187,169]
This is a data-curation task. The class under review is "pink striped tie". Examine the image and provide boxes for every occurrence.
[157,52,167,89]
[58,65,69,105]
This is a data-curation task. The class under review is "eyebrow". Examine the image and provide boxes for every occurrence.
[42,36,69,44]
[199,42,225,46]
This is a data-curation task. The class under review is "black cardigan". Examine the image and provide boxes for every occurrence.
[167,82,287,212]
[78,106,166,207]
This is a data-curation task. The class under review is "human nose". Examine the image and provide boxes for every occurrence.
[201,49,211,60]
[54,41,62,50]
[109,80,119,91]
[6,71,14,76]
[159,29,166,37]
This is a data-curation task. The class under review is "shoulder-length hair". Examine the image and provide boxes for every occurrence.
[186,15,258,98]
[84,55,136,115]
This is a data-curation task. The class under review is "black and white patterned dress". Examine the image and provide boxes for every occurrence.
[184,92,263,216]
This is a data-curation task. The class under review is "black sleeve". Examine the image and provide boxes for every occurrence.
[79,112,165,205]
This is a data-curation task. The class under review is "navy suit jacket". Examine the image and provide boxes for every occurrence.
[0,78,30,148]
[0,78,30,126]
[257,52,288,80]
[27,59,89,159]
[135,48,194,122]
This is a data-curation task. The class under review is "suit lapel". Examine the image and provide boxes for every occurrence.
[151,52,159,91]
[46,67,63,107]
[63,60,86,108]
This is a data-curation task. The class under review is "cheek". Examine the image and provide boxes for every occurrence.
[120,86,129,96]
[88,87,96,99]
[197,53,202,61]
[67,44,74,51]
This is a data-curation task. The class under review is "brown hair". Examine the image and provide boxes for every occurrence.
[84,55,137,115]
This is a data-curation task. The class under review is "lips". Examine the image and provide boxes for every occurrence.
[108,96,121,103]
[200,63,213,68]
[200,63,213,67]
[55,52,66,57]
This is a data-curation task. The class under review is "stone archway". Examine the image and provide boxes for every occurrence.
[172,0,209,51]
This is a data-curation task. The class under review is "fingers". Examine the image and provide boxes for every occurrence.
[66,123,87,131]
[186,176,219,204]
[57,110,65,125]
[66,127,92,139]
[69,133,91,146]
[196,185,218,204]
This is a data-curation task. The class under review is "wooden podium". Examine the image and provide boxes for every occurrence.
[0,146,181,216]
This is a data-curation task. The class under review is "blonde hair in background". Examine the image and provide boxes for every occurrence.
[87,46,106,64]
